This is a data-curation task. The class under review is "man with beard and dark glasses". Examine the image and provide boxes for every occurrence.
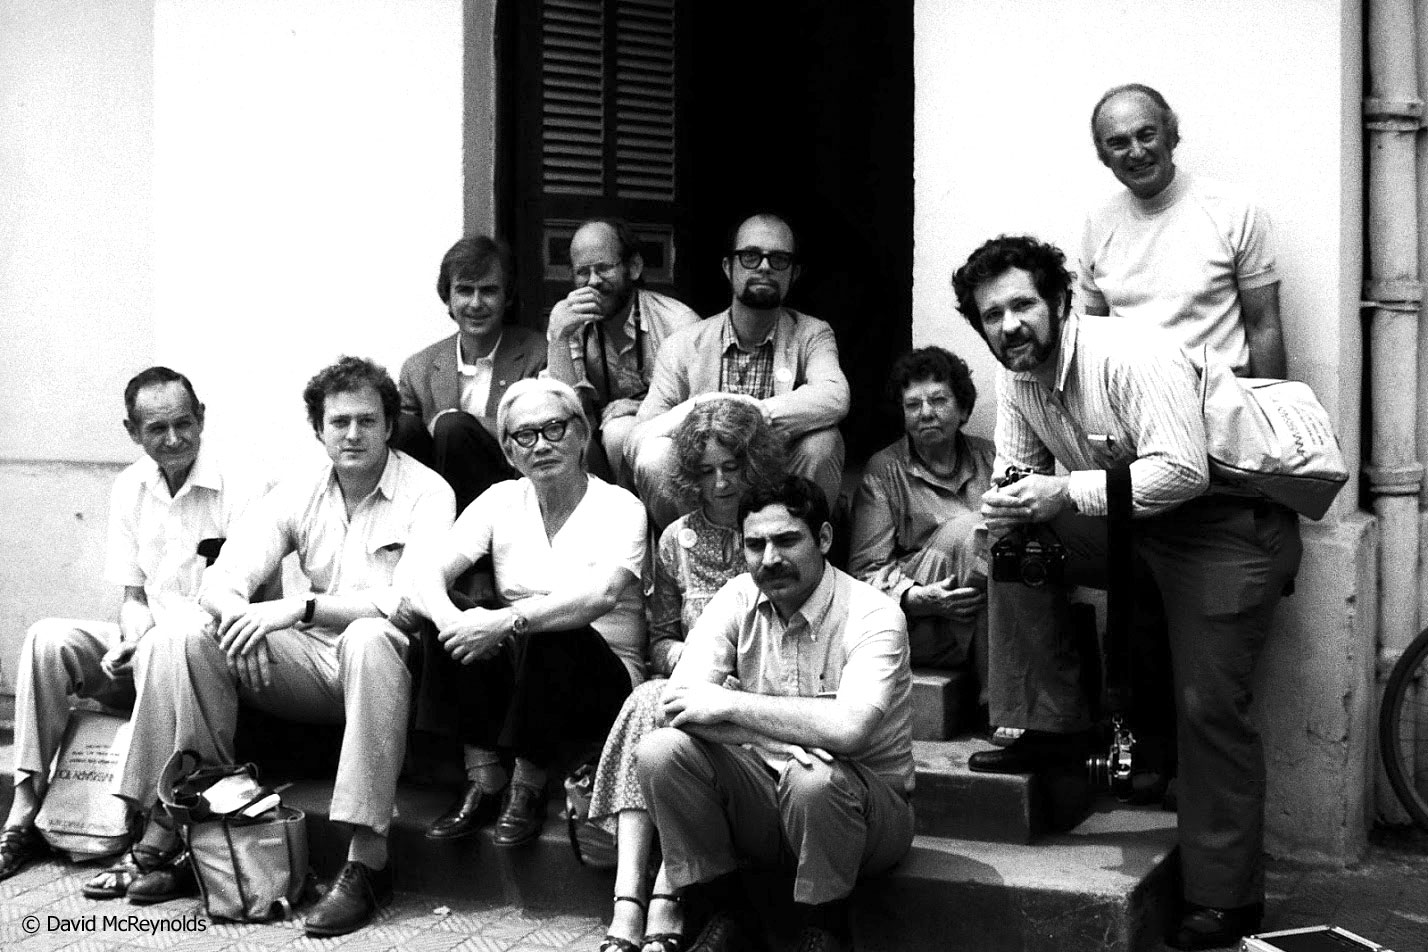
[638,476,912,952]
[630,213,849,529]
[545,217,700,487]
[952,235,1300,951]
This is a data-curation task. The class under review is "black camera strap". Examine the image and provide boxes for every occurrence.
[1103,465,1134,717]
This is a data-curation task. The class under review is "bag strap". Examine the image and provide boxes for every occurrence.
[219,818,253,918]
[158,749,207,824]
[1103,465,1134,717]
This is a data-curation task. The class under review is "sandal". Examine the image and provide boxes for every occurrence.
[598,895,647,952]
[642,892,685,952]
[82,843,179,900]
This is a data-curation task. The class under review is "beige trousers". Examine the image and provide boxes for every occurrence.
[119,618,411,835]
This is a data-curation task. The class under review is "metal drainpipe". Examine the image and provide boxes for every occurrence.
[1366,0,1424,821]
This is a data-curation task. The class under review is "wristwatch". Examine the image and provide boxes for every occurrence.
[301,595,317,625]
[509,608,529,637]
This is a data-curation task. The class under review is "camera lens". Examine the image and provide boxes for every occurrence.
[1021,556,1048,587]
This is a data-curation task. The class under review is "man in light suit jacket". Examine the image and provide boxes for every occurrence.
[397,235,546,512]
[629,213,849,529]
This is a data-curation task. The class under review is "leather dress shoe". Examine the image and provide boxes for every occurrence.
[687,911,757,952]
[0,825,47,881]
[793,925,852,952]
[492,782,547,848]
[303,861,393,937]
[967,730,1087,774]
[427,781,503,840]
[127,850,198,905]
[1166,902,1264,950]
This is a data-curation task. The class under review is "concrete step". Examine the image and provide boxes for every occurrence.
[289,779,1176,952]
[909,668,976,741]
[0,724,1177,952]
[855,807,1179,952]
[913,738,1093,843]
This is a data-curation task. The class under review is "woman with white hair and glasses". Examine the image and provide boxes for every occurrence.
[410,377,646,848]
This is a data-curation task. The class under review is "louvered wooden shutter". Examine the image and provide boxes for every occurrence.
[530,0,681,315]
[613,0,675,201]
[541,0,605,195]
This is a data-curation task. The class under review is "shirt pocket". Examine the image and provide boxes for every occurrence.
[365,533,408,587]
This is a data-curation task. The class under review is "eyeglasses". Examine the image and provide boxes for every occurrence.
[730,248,795,271]
[507,417,573,448]
[573,261,623,284]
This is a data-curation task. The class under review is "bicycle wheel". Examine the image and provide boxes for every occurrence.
[1380,625,1428,828]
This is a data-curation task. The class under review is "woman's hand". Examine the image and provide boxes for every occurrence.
[438,607,510,665]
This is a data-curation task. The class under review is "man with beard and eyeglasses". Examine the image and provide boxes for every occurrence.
[545,217,700,487]
[952,235,1300,951]
[1080,83,1286,379]
[629,213,849,529]
[637,475,912,952]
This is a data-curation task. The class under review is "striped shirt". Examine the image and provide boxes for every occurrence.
[993,313,1209,517]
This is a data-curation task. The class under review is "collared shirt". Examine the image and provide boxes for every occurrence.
[848,432,996,597]
[201,449,455,644]
[995,313,1209,517]
[573,293,651,407]
[105,445,269,628]
[1079,171,1279,376]
[446,474,648,686]
[457,332,502,423]
[718,315,777,400]
[674,564,914,792]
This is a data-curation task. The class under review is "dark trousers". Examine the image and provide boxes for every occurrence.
[394,411,514,513]
[413,617,632,764]
[988,496,1301,908]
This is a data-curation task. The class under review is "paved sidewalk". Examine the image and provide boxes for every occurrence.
[2,839,1426,952]
[0,857,608,952]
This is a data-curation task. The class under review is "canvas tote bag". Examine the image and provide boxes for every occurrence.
[1197,350,1348,520]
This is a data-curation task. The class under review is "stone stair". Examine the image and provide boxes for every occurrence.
[0,673,1183,952]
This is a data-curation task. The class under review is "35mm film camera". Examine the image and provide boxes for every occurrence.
[989,466,1067,587]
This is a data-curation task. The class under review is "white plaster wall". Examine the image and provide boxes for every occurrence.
[153,0,466,473]
[0,0,155,464]
[913,0,1363,514]
[0,0,480,695]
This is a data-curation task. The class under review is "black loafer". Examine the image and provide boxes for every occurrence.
[0,825,47,882]
[1166,902,1264,950]
[687,911,757,952]
[793,925,852,952]
[303,861,393,937]
[426,781,504,840]
[492,782,547,848]
[967,730,1086,774]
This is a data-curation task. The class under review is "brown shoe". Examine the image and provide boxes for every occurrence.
[303,861,393,937]
[492,782,547,848]
[128,850,198,905]
[0,825,47,882]
[426,781,503,840]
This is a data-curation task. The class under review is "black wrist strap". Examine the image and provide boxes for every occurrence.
[1104,466,1134,716]
[301,595,317,625]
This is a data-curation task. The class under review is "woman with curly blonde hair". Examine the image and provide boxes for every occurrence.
[589,396,785,952]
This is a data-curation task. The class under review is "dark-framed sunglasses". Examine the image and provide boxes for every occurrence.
[730,248,795,271]
[508,417,573,448]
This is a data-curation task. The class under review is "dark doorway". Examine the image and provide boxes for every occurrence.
[677,1,913,460]
[493,0,913,463]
